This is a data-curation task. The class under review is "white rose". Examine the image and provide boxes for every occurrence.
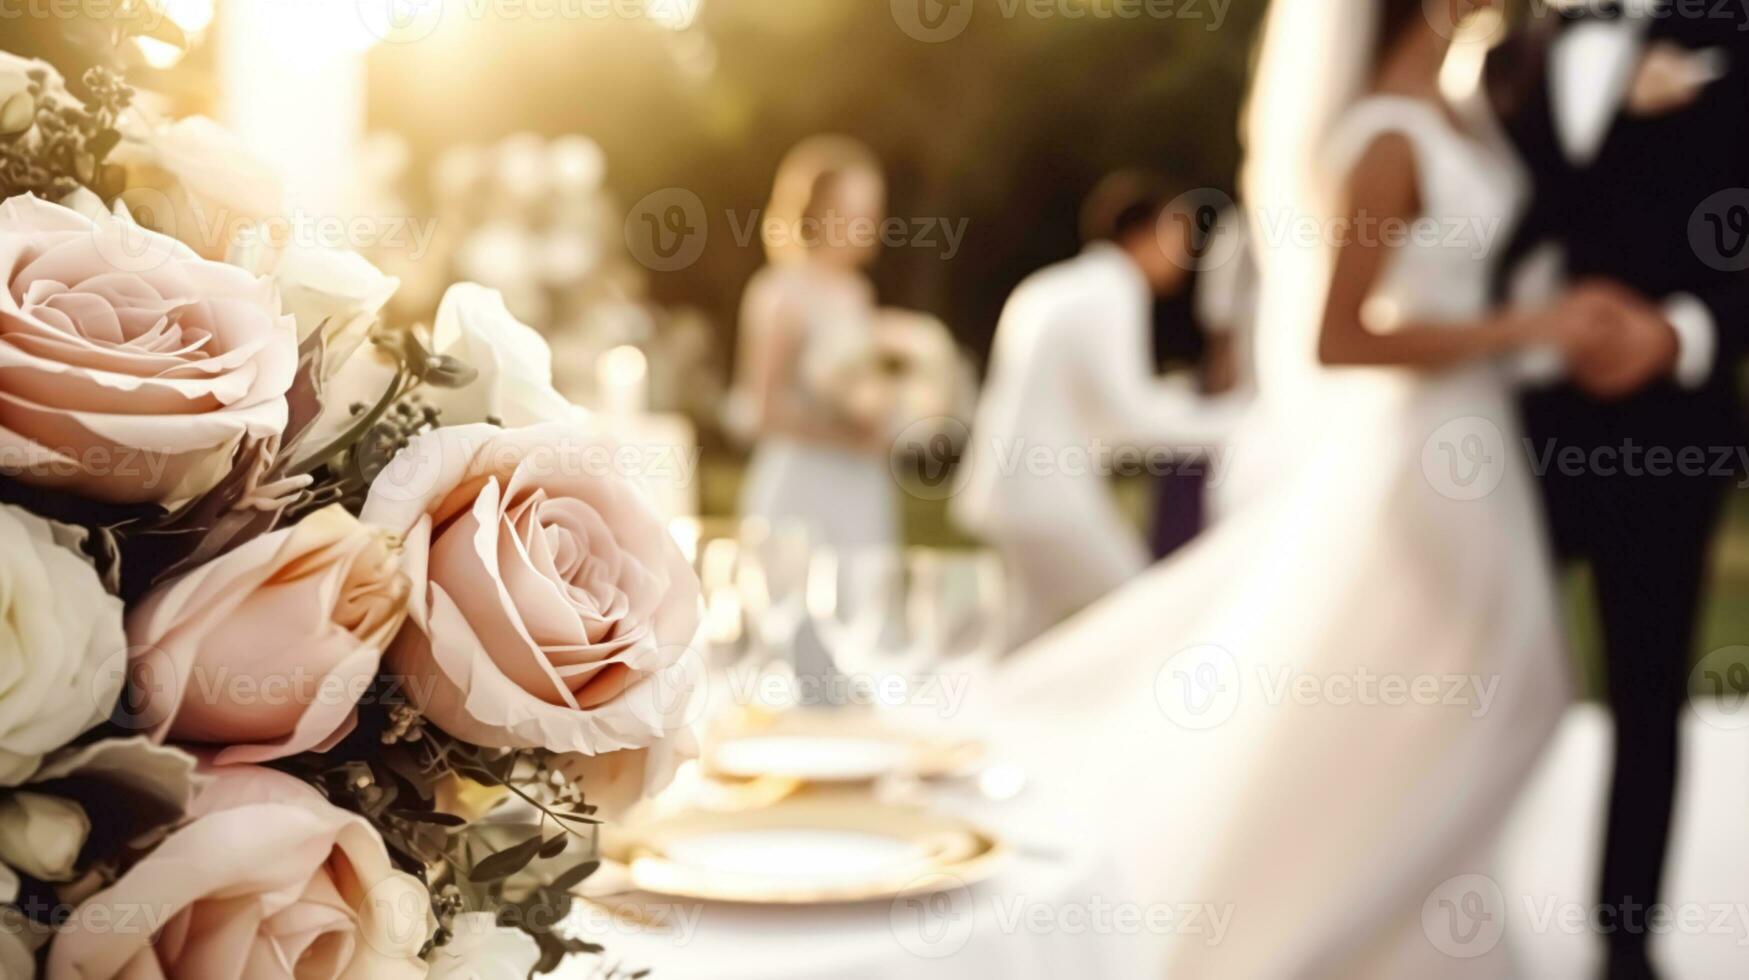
[0,506,125,786]
[0,52,48,136]
[115,116,284,260]
[0,792,86,882]
[426,282,581,427]
[426,912,541,980]
[301,282,579,455]
[230,234,400,376]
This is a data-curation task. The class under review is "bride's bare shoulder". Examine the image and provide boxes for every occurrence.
[1338,130,1420,220]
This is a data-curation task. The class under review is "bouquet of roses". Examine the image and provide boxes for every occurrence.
[0,49,701,980]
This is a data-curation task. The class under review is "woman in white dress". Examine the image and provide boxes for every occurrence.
[999,1,1590,975]
[731,136,898,552]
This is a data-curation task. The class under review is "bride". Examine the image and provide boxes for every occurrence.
[998,1,1592,975]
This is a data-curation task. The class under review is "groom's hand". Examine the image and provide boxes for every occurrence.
[1556,281,1679,400]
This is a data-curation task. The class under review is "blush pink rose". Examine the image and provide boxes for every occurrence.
[125,506,412,765]
[45,765,431,980]
[0,194,297,505]
[361,422,701,755]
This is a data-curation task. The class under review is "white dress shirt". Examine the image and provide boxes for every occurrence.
[953,244,1238,537]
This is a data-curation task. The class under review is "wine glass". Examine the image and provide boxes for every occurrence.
[735,518,815,666]
[808,545,907,702]
[904,548,1008,712]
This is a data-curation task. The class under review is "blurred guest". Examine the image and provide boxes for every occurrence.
[1148,203,1257,558]
[730,136,897,553]
[952,173,1243,646]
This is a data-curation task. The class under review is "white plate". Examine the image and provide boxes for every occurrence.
[605,795,1006,904]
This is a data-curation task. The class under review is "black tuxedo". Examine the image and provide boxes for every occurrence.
[1490,6,1749,962]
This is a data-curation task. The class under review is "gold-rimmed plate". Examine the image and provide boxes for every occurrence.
[602,794,1007,904]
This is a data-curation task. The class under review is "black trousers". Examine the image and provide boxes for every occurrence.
[1560,479,1724,954]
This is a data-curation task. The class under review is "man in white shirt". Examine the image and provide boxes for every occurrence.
[952,174,1242,646]
[1492,5,1749,977]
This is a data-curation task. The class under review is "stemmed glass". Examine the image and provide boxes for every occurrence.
[807,545,907,704]
[904,548,1008,714]
[735,518,815,696]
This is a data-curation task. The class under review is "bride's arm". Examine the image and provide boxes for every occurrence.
[1316,134,1549,370]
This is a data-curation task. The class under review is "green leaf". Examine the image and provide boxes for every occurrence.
[538,834,570,859]
[467,834,544,883]
[389,809,467,827]
[549,860,599,892]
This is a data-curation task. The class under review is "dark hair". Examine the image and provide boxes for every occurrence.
[1080,171,1185,246]
[1378,0,1433,68]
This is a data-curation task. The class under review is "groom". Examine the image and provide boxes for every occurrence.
[1491,4,1749,978]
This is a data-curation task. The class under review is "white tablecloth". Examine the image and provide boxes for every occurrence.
[571,782,1164,980]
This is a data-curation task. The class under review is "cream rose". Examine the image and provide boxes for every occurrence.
[115,116,284,261]
[0,504,125,786]
[362,422,701,754]
[229,233,400,377]
[125,505,411,764]
[0,194,298,506]
[302,283,577,455]
[45,765,431,980]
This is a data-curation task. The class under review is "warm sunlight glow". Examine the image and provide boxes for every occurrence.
[162,0,215,34]
[136,36,184,69]
[646,0,703,31]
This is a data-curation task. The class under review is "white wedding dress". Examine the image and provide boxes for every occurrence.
[997,95,1571,978]
[735,263,897,552]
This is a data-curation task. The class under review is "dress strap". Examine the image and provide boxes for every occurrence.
[1321,95,1457,206]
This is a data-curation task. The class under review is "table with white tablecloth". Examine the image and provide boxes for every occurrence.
[570,779,1176,980]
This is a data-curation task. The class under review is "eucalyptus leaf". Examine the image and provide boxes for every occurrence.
[468,834,544,883]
